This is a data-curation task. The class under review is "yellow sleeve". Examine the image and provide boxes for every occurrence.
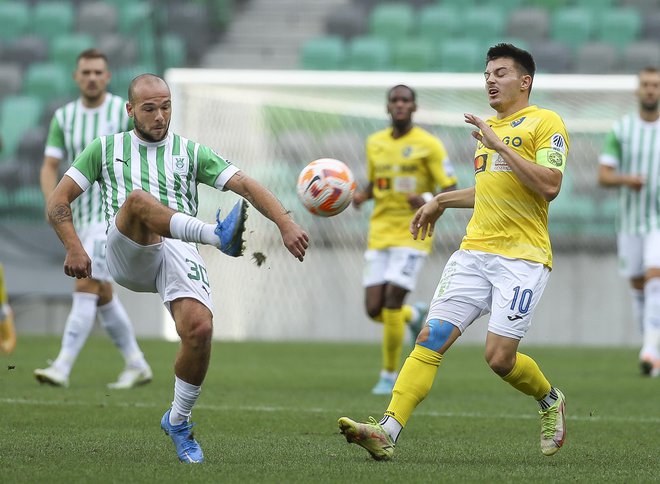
[426,137,458,189]
[366,138,375,183]
[535,111,569,173]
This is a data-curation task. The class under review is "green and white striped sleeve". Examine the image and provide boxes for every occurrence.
[66,137,104,191]
[599,129,621,167]
[196,144,240,190]
[44,113,65,159]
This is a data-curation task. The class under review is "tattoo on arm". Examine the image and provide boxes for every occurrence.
[49,203,72,225]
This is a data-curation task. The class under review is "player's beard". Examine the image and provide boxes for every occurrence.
[133,115,169,142]
[641,99,659,113]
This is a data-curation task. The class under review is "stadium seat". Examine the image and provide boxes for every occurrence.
[16,127,48,179]
[621,42,660,73]
[118,2,153,35]
[300,36,345,70]
[0,63,22,97]
[479,0,523,13]
[507,8,550,43]
[436,39,482,72]
[643,10,660,42]
[77,2,119,36]
[0,95,44,157]
[112,64,157,100]
[32,2,74,41]
[23,63,72,102]
[595,8,642,50]
[572,0,616,9]
[418,5,459,43]
[50,34,96,69]
[166,3,211,62]
[463,8,506,43]
[621,0,660,13]
[435,0,477,8]
[574,42,618,74]
[346,36,390,71]
[531,41,572,73]
[0,2,29,41]
[551,7,594,53]
[392,38,434,72]
[1,36,49,71]
[368,3,414,41]
[205,0,234,29]
[97,34,139,68]
[524,0,568,9]
[325,4,368,39]
[161,35,187,70]
[11,185,45,217]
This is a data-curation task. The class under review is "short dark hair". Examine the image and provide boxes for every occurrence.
[76,48,108,66]
[639,66,659,76]
[387,84,416,102]
[486,43,536,78]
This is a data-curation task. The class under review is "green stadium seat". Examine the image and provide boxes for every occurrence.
[118,2,153,35]
[32,2,74,41]
[300,36,345,70]
[595,8,641,50]
[0,95,44,157]
[463,8,506,43]
[434,0,477,7]
[551,7,594,53]
[418,5,459,43]
[436,39,482,72]
[112,64,157,100]
[50,34,96,69]
[23,63,71,101]
[479,0,524,14]
[0,2,29,41]
[206,0,234,29]
[572,0,616,10]
[368,3,414,41]
[161,35,187,70]
[392,38,434,72]
[525,0,569,10]
[347,36,390,71]
[11,185,45,218]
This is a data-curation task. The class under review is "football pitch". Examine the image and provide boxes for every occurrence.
[2,336,658,483]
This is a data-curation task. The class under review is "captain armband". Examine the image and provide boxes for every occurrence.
[536,148,566,173]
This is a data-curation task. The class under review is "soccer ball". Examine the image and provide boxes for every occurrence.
[296,158,356,217]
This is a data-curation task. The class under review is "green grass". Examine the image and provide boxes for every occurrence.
[2,336,659,483]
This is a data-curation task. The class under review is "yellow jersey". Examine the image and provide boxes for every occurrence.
[366,126,457,253]
[461,105,569,268]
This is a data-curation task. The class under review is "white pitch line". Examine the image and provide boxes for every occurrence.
[2,397,659,424]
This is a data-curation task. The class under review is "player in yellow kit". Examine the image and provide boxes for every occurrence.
[0,263,16,354]
[339,44,568,459]
[352,85,457,394]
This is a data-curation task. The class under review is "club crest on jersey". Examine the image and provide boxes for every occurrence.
[510,116,526,128]
[173,156,189,174]
[402,146,412,158]
[551,133,566,154]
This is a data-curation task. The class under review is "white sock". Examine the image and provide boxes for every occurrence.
[379,415,402,443]
[642,278,660,361]
[169,212,218,247]
[170,376,201,425]
[630,287,645,335]
[52,292,99,375]
[380,369,398,380]
[98,297,147,368]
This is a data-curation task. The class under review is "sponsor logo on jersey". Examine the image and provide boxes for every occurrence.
[507,314,523,321]
[551,133,566,153]
[510,116,526,128]
[491,154,512,172]
[474,154,487,174]
[376,177,390,190]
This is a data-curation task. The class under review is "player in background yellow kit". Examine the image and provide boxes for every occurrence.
[352,85,457,395]
[0,263,16,354]
[339,43,568,459]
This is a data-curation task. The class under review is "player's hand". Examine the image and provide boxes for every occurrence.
[352,191,368,209]
[464,113,503,151]
[627,175,644,191]
[280,220,309,262]
[410,199,442,240]
[407,193,426,209]
[63,247,92,279]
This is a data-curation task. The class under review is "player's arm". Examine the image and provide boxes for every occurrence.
[410,186,475,240]
[48,175,90,279]
[598,131,643,190]
[464,113,562,202]
[352,181,373,208]
[225,171,309,262]
[41,116,66,214]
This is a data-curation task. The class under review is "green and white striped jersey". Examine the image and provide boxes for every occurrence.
[600,113,660,234]
[65,131,239,227]
[45,93,132,229]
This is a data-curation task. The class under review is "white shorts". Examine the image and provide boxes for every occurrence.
[617,232,660,278]
[362,247,427,291]
[77,222,111,282]
[105,221,214,313]
[428,250,551,340]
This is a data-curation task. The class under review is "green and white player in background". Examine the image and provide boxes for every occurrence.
[47,74,309,463]
[36,49,153,389]
[599,67,660,377]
